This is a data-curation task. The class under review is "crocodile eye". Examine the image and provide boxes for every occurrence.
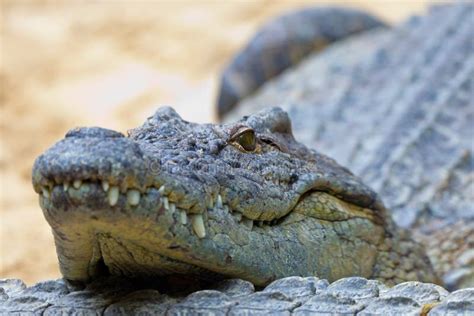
[236,129,256,151]
[230,127,258,152]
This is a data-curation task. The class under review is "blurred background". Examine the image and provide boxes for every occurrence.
[1,1,431,284]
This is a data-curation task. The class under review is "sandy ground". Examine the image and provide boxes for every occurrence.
[1,1,430,285]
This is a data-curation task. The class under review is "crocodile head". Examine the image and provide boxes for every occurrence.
[32,107,436,286]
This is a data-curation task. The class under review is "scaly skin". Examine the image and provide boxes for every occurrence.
[3,276,473,315]
[216,7,386,118]
[224,3,474,290]
[32,107,436,286]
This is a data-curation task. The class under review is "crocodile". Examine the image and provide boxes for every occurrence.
[1,3,473,315]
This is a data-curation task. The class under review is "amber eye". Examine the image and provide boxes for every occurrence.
[230,127,258,152]
[236,129,256,151]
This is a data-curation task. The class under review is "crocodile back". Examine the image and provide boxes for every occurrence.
[216,7,386,118]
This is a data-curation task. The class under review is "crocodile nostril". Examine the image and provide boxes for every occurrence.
[65,127,125,139]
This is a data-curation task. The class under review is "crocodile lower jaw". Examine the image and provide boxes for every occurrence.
[37,173,384,285]
[39,179,314,284]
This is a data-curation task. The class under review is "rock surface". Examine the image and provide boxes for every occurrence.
[3,276,472,315]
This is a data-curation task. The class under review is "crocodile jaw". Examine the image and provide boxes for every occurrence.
[38,180,384,285]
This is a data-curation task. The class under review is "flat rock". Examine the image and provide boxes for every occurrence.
[380,281,448,304]
[0,279,26,299]
[229,291,300,316]
[1,276,472,314]
[0,295,50,314]
[429,288,474,315]
[263,276,328,300]
[326,277,383,302]
[293,292,364,315]
[359,297,422,316]
[104,290,176,315]
[212,278,255,297]
[168,290,235,316]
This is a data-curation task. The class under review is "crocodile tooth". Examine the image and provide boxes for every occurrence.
[154,192,163,209]
[158,185,165,194]
[162,197,169,210]
[191,214,206,238]
[108,186,119,206]
[242,218,253,229]
[216,194,223,209]
[126,189,140,206]
[179,210,188,224]
[42,187,50,198]
[102,181,110,192]
[73,179,82,189]
[63,183,69,191]
[208,198,214,209]
[223,205,230,213]
[169,203,176,213]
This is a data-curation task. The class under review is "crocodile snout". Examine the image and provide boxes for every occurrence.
[65,127,125,139]
[32,126,151,196]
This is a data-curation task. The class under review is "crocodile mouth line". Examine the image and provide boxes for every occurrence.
[38,177,296,240]
[93,233,225,282]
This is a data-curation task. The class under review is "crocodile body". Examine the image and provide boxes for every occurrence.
[225,3,474,291]
[2,4,473,315]
[216,7,386,118]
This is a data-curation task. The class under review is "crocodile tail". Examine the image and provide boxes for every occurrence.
[216,7,387,119]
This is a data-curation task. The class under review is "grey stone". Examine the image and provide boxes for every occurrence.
[380,281,448,304]
[326,277,382,301]
[445,288,474,303]
[18,279,69,304]
[0,289,7,302]
[263,276,327,300]
[42,290,118,315]
[168,290,235,316]
[0,279,69,315]
[1,276,473,315]
[293,292,364,315]
[0,279,26,298]
[429,301,474,315]
[212,278,255,297]
[229,291,300,316]
[359,297,421,316]
[104,290,176,315]
[429,288,474,315]
[0,295,50,315]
